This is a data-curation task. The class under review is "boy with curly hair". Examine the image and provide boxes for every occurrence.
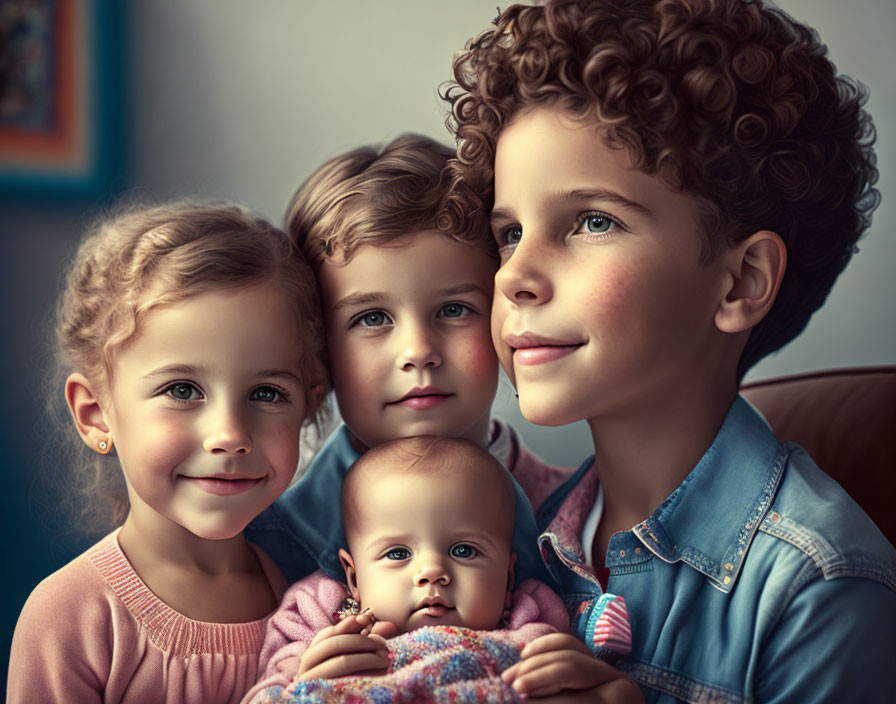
[442,0,896,701]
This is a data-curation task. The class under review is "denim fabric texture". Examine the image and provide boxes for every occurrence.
[535,396,896,703]
[245,422,550,585]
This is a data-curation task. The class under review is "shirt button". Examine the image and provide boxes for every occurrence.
[635,547,641,554]
[619,550,626,558]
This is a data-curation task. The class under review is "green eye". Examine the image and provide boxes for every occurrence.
[166,383,201,401]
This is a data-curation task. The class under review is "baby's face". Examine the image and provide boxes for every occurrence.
[341,465,514,633]
[319,230,499,451]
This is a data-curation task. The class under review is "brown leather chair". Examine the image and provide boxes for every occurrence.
[740,366,896,547]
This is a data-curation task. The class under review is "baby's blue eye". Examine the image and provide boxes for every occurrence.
[385,547,411,561]
[166,383,201,402]
[438,303,469,319]
[251,386,283,403]
[450,543,477,559]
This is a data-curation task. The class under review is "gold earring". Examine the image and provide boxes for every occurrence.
[96,437,113,454]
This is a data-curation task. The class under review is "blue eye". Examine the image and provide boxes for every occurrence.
[251,386,285,403]
[165,382,202,402]
[450,543,478,559]
[503,226,522,245]
[354,310,391,327]
[385,547,411,561]
[577,213,618,235]
[438,303,470,319]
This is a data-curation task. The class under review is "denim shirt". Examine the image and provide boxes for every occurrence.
[246,423,550,585]
[535,396,896,703]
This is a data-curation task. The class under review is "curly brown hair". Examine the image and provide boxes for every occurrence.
[442,0,879,377]
[284,133,496,266]
[52,199,327,536]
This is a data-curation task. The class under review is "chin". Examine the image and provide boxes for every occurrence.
[518,397,580,428]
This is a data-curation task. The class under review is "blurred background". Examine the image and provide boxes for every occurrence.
[2,0,894,688]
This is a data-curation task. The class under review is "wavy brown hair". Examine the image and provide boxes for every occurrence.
[51,200,327,536]
[442,0,879,377]
[285,133,496,266]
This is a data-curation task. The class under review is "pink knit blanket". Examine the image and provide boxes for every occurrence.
[254,622,551,703]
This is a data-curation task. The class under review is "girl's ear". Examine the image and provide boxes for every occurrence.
[65,373,111,451]
[338,548,361,601]
[715,230,787,334]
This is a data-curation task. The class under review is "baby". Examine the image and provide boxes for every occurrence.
[245,437,631,703]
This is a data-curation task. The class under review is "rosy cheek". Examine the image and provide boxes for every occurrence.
[454,330,499,377]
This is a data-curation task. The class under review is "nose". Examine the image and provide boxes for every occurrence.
[493,234,553,306]
[398,322,441,371]
[202,404,252,455]
[414,557,450,587]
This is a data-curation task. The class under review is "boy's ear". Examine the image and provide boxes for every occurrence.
[65,373,111,450]
[715,230,786,334]
[338,548,361,601]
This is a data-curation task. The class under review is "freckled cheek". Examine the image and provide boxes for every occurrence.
[578,265,637,332]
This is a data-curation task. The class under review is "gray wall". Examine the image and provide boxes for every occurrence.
[3,0,894,683]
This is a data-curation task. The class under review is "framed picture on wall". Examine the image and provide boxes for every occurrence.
[0,0,123,199]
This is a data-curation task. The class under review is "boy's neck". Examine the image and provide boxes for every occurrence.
[587,377,739,535]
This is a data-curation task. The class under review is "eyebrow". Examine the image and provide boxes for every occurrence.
[437,283,492,298]
[142,364,205,381]
[332,283,491,313]
[142,365,302,385]
[331,292,391,314]
[491,187,654,223]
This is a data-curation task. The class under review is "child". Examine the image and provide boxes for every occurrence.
[245,134,572,587]
[8,201,327,703]
[245,436,636,703]
[441,0,896,701]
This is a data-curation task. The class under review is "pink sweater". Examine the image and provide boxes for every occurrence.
[8,529,288,704]
[242,571,569,703]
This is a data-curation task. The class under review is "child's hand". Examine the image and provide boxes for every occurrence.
[297,609,398,681]
[501,633,644,703]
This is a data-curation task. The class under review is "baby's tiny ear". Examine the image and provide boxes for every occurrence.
[65,373,112,450]
[715,230,786,334]
[338,548,361,600]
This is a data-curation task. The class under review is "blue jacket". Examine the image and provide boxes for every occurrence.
[535,395,896,703]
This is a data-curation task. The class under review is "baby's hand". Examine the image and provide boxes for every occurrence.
[297,609,398,680]
[501,632,643,703]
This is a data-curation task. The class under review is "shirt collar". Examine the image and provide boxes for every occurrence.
[628,395,789,593]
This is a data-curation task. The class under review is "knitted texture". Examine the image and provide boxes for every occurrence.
[255,624,548,703]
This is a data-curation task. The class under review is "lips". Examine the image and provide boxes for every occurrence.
[389,386,454,410]
[415,594,454,617]
[180,474,263,496]
[503,332,584,366]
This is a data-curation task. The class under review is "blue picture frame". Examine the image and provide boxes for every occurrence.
[0,0,124,201]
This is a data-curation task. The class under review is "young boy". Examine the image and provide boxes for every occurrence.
[246,134,570,589]
[441,0,896,701]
